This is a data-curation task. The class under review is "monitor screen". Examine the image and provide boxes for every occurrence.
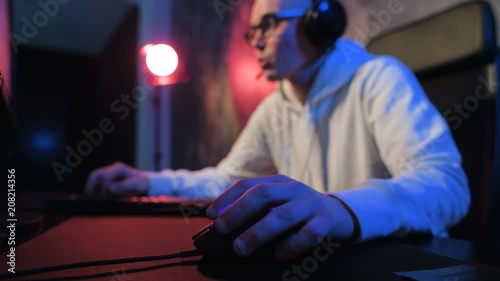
[0,0,13,129]
[0,0,15,194]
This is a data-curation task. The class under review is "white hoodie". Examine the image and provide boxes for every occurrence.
[147,38,470,241]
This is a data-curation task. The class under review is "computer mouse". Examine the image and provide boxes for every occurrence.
[192,222,237,256]
[192,211,295,260]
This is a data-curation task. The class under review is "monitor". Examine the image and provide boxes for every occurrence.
[0,0,13,129]
[0,0,16,177]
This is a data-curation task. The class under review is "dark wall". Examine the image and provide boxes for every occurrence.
[169,0,277,170]
[170,0,240,170]
[10,0,138,192]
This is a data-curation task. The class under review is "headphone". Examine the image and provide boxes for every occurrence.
[303,0,347,50]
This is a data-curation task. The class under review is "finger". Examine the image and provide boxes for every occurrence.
[233,201,312,257]
[108,177,146,196]
[216,181,302,234]
[85,169,106,195]
[100,163,133,192]
[206,174,291,219]
[86,162,132,197]
[274,217,331,261]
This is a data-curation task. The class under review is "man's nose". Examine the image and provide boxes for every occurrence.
[251,30,265,51]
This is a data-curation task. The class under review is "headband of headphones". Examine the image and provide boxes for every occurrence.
[304,0,347,49]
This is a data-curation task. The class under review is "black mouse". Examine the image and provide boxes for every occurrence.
[192,222,237,256]
[192,211,288,259]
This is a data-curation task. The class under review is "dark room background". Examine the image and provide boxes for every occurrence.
[3,0,500,190]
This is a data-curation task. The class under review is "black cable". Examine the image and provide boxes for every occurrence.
[0,249,201,280]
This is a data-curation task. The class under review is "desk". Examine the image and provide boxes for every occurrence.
[0,216,499,281]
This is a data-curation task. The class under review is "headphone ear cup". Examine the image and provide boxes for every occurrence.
[304,0,347,50]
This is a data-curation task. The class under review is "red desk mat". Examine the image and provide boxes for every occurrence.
[0,216,473,281]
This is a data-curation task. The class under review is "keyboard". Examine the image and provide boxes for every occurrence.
[46,194,211,216]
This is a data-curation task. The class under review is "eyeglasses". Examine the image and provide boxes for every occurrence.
[244,10,306,45]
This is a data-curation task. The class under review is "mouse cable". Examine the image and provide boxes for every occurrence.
[0,249,201,279]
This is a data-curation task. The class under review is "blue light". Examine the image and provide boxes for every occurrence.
[32,130,58,153]
[318,1,329,12]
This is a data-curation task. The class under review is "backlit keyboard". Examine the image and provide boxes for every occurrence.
[46,194,211,216]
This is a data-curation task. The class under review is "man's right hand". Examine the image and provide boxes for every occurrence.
[85,162,149,197]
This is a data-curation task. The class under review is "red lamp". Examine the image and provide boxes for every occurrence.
[141,43,187,170]
[141,43,186,86]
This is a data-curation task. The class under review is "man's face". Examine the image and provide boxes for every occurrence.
[248,0,318,81]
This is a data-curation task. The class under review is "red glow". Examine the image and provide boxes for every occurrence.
[141,44,154,56]
[144,44,179,77]
[146,73,189,86]
[226,1,277,127]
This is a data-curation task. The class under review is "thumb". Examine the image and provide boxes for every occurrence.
[109,177,148,196]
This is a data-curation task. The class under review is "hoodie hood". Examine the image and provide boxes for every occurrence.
[281,38,376,111]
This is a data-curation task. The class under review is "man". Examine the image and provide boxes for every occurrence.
[86,0,470,261]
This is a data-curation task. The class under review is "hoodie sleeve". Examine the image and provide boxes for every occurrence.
[330,57,470,241]
[146,94,278,199]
